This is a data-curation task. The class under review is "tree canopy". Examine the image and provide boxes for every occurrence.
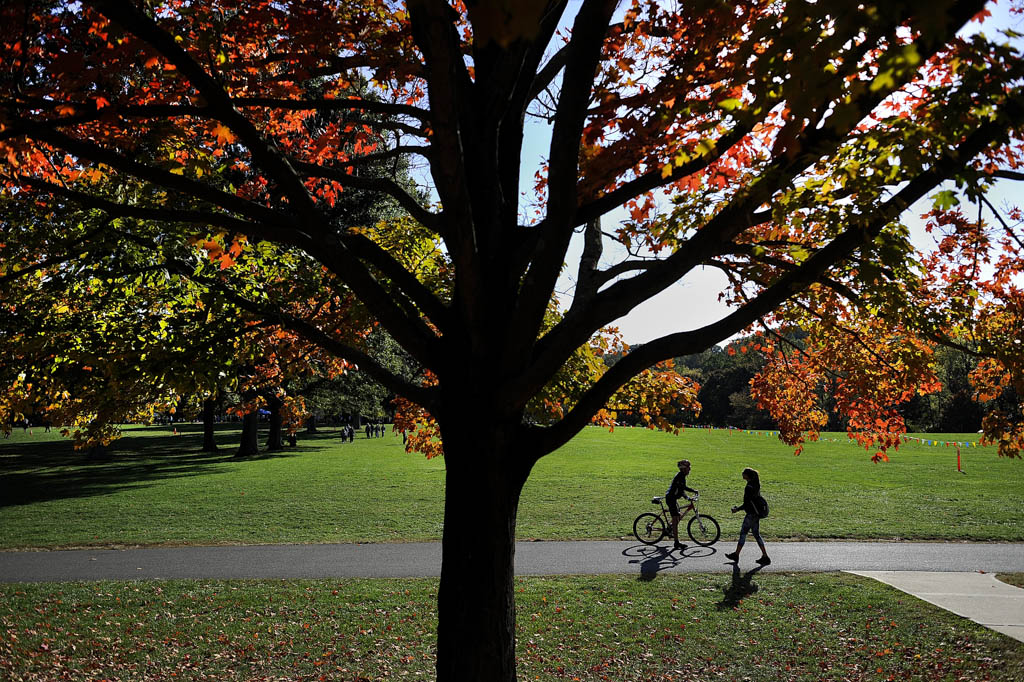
[2,1,1023,679]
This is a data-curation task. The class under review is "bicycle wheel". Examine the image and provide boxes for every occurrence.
[633,513,666,544]
[687,514,720,546]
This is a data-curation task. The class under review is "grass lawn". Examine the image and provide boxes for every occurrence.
[0,424,1021,549]
[2,572,1021,681]
[998,574,1024,589]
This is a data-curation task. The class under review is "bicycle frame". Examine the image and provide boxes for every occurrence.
[651,494,699,525]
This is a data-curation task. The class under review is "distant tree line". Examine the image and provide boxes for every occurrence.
[608,336,1019,434]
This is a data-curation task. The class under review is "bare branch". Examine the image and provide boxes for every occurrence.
[979,193,1024,252]
[989,170,1024,182]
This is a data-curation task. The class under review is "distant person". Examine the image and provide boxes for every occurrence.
[666,459,698,552]
[288,433,297,447]
[725,467,771,566]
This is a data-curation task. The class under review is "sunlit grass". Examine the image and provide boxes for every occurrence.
[1,424,1021,549]
[2,573,1021,681]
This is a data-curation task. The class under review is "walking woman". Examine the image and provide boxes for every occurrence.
[724,467,770,566]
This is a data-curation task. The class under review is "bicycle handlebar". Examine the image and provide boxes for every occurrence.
[652,492,700,504]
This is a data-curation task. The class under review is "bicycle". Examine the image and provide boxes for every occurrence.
[633,493,721,546]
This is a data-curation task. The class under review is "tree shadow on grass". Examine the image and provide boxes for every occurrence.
[716,563,764,609]
[0,427,311,508]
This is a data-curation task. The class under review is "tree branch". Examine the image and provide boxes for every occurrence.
[90,0,327,230]
[7,122,296,232]
[519,105,1018,456]
[341,231,450,331]
[509,0,619,362]
[291,160,441,234]
[0,220,113,287]
[168,261,437,409]
[4,175,284,242]
[989,170,1024,182]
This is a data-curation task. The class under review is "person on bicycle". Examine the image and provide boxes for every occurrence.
[725,467,771,566]
[666,459,698,551]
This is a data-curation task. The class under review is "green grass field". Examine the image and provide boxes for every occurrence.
[2,426,1023,680]
[1,424,1021,549]
[3,572,1022,681]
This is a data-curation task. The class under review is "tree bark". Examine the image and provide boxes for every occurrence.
[202,398,218,452]
[265,393,284,450]
[434,414,530,682]
[236,411,259,457]
[305,414,318,433]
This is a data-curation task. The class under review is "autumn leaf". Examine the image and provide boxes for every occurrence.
[211,123,237,145]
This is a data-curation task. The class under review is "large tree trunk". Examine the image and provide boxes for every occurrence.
[435,415,530,682]
[236,412,259,457]
[202,398,218,452]
[236,387,260,457]
[305,413,318,434]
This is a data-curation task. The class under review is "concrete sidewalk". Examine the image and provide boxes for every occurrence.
[850,571,1024,644]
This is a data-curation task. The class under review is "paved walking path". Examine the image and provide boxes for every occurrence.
[2,540,1023,580]
[3,541,1023,643]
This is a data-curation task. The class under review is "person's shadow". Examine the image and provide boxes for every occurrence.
[716,562,764,609]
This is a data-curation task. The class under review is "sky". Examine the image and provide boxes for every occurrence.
[520,1,1024,346]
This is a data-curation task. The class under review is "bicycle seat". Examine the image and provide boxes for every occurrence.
[651,496,662,504]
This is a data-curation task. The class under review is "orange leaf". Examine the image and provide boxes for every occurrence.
[212,123,237,144]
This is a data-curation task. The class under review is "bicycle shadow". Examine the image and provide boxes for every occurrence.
[622,543,717,581]
[716,563,764,609]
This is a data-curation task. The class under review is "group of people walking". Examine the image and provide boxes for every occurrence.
[665,459,771,566]
[337,422,389,442]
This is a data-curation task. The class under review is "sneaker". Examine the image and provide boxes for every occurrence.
[674,542,688,551]
[724,551,739,561]
[755,556,771,565]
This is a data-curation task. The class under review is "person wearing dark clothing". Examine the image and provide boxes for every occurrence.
[666,459,698,551]
[725,467,770,566]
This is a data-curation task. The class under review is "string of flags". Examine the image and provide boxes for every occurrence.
[684,423,986,472]
[683,423,990,450]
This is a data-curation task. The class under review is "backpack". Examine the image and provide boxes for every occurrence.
[753,494,769,518]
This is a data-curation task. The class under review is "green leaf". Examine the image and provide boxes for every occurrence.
[932,190,960,211]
